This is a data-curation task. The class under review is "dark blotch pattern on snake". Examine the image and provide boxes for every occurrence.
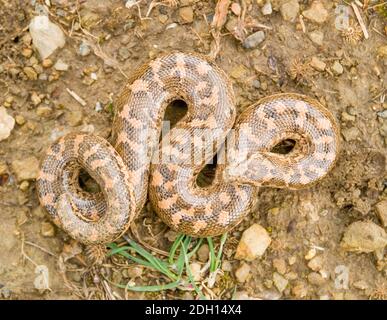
[36,52,340,250]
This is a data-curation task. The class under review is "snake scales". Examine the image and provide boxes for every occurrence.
[37,52,339,251]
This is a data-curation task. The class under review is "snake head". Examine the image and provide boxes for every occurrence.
[223,152,283,188]
[222,151,325,190]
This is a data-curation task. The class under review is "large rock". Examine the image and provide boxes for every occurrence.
[235,224,271,261]
[0,107,15,142]
[341,221,387,253]
[29,15,66,59]
[11,156,40,181]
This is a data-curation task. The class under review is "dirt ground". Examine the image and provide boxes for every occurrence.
[0,0,386,300]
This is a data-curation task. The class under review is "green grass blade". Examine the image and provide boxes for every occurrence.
[112,279,181,292]
[168,234,185,265]
[187,238,204,259]
[126,239,177,280]
[207,237,216,272]
[181,241,206,300]
[215,232,227,269]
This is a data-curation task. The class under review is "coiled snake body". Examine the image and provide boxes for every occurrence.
[37,52,339,249]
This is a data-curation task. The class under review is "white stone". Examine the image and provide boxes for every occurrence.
[235,224,271,261]
[0,107,15,142]
[54,59,69,71]
[262,2,272,15]
[29,15,66,59]
[273,272,288,292]
[235,263,251,283]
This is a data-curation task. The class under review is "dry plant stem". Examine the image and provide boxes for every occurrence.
[351,2,370,39]
[25,240,57,257]
[129,225,169,256]
[209,0,231,60]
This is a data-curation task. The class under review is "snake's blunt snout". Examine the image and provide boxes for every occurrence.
[223,94,339,190]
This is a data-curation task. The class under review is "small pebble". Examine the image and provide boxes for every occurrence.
[233,291,251,300]
[332,61,344,75]
[4,96,14,108]
[302,1,328,24]
[30,56,39,66]
[118,47,131,61]
[231,3,241,16]
[273,272,288,292]
[280,0,299,22]
[243,31,265,49]
[0,287,11,299]
[252,79,261,89]
[179,6,194,24]
[23,66,38,80]
[288,256,297,265]
[309,30,324,46]
[42,59,53,68]
[197,244,209,262]
[310,56,326,71]
[307,256,323,271]
[30,92,41,106]
[126,266,143,278]
[341,127,360,142]
[36,105,53,117]
[166,23,178,30]
[305,248,316,260]
[341,220,387,253]
[377,45,387,58]
[15,115,26,125]
[11,156,40,181]
[66,110,83,127]
[39,73,48,81]
[90,72,98,80]
[0,107,15,142]
[292,282,308,298]
[32,206,46,218]
[273,258,287,275]
[353,280,369,290]
[21,48,33,58]
[41,221,55,237]
[235,262,251,283]
[375,200,387,227]
[261,1,272,15]
[95,102,103,112]
[159,14,168,24]
[221,260,232,272]
[54,59,69,71]
[307,272,326,286]
[79,41,91,57]
[377,110,387,119]
[19,180,29,191]
[0,162,7,175]
[190,262,202,281]
[341,111,355,122]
